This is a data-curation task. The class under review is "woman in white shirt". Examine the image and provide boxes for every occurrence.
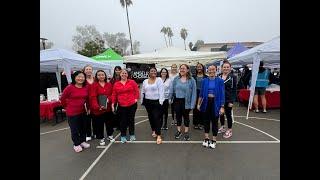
[159,68,172,130]
[141,67,165,144]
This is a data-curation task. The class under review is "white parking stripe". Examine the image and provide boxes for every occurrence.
[40,127,69,135]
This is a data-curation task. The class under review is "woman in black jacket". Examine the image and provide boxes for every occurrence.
[218,61,237,138]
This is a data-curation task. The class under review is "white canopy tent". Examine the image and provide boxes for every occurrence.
[124,47,226,68]
[40,48,112,92]
[228,36,280,119]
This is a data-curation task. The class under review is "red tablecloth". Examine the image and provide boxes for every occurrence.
[40,101,62,120]
[238,89,280,108]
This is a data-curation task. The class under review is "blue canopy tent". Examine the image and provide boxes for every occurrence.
[227,42,248,59]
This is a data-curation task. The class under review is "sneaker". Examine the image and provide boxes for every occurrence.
[99,139,106,146]
[80,142,90,149]
[184,133,190,141]
[129,135,136,141]
[174,131,182,139]
[223,130,232,139]
[263,109,267,113]
[209,140,216,149]
[86,137,92,142]
[202,139,210,147]
[218,126,226,134]
[120,136,127,143]
[254,109,259,113]
[73,145,83,153]
[106,136,115,143]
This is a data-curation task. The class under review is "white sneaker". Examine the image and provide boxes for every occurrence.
[202,139,210,147]
[209,140,216,149]
[107,136,115,143]
[86,137,92,142]
[80,142,90,149]
[99,139,106,146]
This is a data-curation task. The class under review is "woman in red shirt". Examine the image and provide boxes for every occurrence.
[60,71,90,153]
[89,70,115,146]
[83,65,95,141]
[111,69,139,143]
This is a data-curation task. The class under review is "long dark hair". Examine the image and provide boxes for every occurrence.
[196,63,206,75]
[179,64,192,79]
[71,71,87,86]
[160,68,169,82]
[95,70,107,82]
[112,66,122,80]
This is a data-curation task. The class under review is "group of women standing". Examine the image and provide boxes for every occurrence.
[60,59,237,152]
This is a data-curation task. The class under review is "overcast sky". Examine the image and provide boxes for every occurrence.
[40,0,279,53]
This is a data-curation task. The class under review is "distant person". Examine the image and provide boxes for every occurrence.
[89,70,115,146]
[60,71,90,153]
[111,69,139,143]
[192,63,207,130]
[169,64,179,126]
[159,68,172,130]
[239,65,251,89]
[141,67,164,144]
[83,65,95,141]
[169,64,197,141]
[197,65,225,149]
[253,61,272,113]
[218,61,237,138]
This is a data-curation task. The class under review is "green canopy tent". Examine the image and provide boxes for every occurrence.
[91,48,124,70]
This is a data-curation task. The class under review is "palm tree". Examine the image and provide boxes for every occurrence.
[160,27,168,47]
[180,28,188,50]
[167,27,173,46]
[120,0,134,55]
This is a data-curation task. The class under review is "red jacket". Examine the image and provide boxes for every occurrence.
[89,81,113,115]
[60,84,89,116]
[111,80,139,107]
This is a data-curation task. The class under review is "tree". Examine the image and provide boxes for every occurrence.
[133,40,140,54]
[77,39,106,57]
[103,32,131,55]
[167,27,173,46]
[160,26,168,47]
[188,42,193,51]
[72,25,103,51]
[194,40,205,50]
[180,28,188,50]
[40,41,54,50]
[120,0,134,55]
[219,44,228,51]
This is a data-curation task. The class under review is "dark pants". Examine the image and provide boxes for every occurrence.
[85,114,92,137]
[193,89,203,126]
[68,113,86,146]
[220,103,233,129]
[174,98,191,127]
[93,112,114,139]
[160,99,169,128]
[203,98,218,136]
[145,99,162,135]
[171,98,175,121]
[112,103,120,130]
[119,103,137,137]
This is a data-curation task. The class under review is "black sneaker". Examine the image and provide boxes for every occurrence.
[184,133,190,141]
[174,131,182,139]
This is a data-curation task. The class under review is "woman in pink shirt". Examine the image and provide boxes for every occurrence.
[60,71,90,153]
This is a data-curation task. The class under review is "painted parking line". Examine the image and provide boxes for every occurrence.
[40,127,70,135]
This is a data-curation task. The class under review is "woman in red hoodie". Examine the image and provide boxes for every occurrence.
[111,69,139,143]
[60,71,90,153]
[89,70,115,146]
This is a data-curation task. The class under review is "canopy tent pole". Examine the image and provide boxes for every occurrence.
[246,52,261,120]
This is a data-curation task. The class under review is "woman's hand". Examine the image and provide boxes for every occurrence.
[134,99,137,103]
[228,103,233,107]
[219,107,225,115]
[111,104,115,112]
[197,104,201,111]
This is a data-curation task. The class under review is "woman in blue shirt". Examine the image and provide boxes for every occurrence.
[197,65,225,149]
[169,64,197,141]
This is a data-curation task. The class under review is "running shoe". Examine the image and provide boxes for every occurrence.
[86,136,92,142]
[73,145,83,153]
[209,140,216,149]
[80,142,90,149]
[202,138,210,147]
[174,131,182,139]
[120,136,127,143]
[129,135,136,141]
[223,130,233,139]
[184,132,190,141]
[99,139,105,146]
[218,126,226,134]
[106,136,115,142]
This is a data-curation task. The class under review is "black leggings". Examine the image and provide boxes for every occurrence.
[68,113,86,146]
[84,114,93,137]
[119,103,137,137]
[174,98,191,127]
[171,99,175,121]
[93,112,114,139]
[160,99,169,128]
[203,98,219,136]
[220,103,233,129]
[145,99,162,135]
